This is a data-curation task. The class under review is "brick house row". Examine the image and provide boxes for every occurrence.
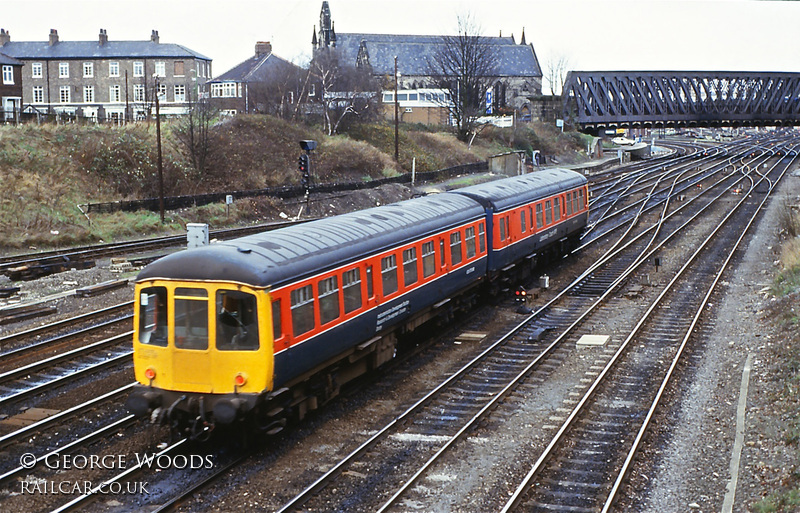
[0,28,211,122]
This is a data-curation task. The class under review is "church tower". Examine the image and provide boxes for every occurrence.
[316,1,336,49]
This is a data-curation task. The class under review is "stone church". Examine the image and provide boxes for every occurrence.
[312,1,543,122]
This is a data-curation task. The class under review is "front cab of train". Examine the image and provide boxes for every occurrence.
[126,280,273,434]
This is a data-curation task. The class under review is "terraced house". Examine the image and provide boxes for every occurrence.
[0,28,211,122]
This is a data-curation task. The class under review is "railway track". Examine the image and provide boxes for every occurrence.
[1,135,794,512]
[266,140,797,511]
[503,144,797,513]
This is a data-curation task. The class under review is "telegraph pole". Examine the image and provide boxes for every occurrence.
[394,56,399,162]
[154,75,164,223]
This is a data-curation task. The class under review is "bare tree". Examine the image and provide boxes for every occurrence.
[173,98,217,180]
[310,49,381,135]
[247,60,306,118]
[427,14,499,142]
[544,53,572,96]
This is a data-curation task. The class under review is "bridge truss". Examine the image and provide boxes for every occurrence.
[562,71,800,132]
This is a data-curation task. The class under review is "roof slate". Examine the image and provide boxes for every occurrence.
[332,33,541,78]
[0,52,23,66]
[0,40,210,61]
[210,52,301,83]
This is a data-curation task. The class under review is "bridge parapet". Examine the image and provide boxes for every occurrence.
[562,71,800,132]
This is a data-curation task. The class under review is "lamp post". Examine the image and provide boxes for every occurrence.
[154,74,164,223]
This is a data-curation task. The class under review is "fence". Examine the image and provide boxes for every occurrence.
[84,161,488,214]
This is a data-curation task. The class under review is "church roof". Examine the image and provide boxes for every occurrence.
[332,33,541,78]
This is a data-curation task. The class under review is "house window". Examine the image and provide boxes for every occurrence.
[157,83,167,102]
[109,85,121,103]
[109,61,119,77]
[133,61,144,77]
[174,84,186,103]
[83,85,94,103]
[174,61,184,77]
[309,83,316,97]
[133,84,145,102]
[83,62,93,78]
[154,61,166,77]
[211,82,237,98]
[59,85,70,103]
[2,65,12,85]
[31,62,42,78]
[59,62,69,78]
[32,86,44,103]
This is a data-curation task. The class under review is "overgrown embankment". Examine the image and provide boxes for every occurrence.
[0,116,587,250]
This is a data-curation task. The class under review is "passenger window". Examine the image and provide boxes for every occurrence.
[465,227,476,258]
[545,200,552,225]
[318,276,340,325]
[478,224,486,253]
[403,247,418,286]
[520,210,527,232]
[342,268,362,313]
[366,266,374,298]
[566,192,573,216]
[138,286,168,346]
[450,231,463,265]
[499,217,507,241]
[554,198,561,220]
[578,189,585,209]
[271,298,282,341]
[290,285,315,337]
[422,241,436,277]
[216,290,259,351]
[440,240,446,268]
[174,288,208,350]
[381,254,398,296]
[535,204,543,227]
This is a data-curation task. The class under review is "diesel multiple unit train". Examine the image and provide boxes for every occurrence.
[126,169,589,438]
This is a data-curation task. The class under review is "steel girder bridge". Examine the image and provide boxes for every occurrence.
[562,71,800,133]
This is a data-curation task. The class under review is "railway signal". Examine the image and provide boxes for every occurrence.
[298,154,310,193]
[298,140,317,213]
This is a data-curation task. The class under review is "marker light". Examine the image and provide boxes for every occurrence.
[145,368,156,380]
[234,373,247,387]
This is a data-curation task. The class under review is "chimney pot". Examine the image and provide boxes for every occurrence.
[99,28,108,46]
[150,30,159,44]
[49,29,59,46]
[0,29,9,47]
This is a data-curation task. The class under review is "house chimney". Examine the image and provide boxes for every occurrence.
[255,41,272,57]
[0,29,9,47]
[150,30,159,44]
[49,29,59,46]
[99,28,108,46]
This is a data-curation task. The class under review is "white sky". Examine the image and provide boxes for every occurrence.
[3,0,800,84]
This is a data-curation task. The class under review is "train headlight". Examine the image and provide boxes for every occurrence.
[144,367,156,381]
[234,373,247,388]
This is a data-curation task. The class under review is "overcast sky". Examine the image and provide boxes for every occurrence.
[3,0,800,85]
